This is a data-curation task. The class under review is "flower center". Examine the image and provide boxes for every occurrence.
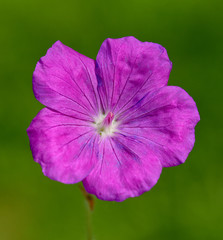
[94,112,118,137]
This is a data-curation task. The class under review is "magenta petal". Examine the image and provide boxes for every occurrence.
[83,134,162,201]
[33,41,99,120]
[27,108,98,184]
[96,37,172,113]
[28,37,200,201]
[119,86,200,167]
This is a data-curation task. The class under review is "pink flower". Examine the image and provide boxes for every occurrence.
[27,37,200,201]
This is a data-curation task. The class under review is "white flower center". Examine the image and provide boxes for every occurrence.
[93,112,118,138]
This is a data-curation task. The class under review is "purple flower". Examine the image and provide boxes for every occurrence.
[27,37,200,201]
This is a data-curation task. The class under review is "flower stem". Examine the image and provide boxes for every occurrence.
[79,184,95,240]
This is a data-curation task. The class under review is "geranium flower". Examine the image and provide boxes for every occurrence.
[27,37,200,201]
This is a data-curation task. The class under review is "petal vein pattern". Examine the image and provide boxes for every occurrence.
[83,134,162,201]
[27,108,98,184]
[27,36,200,201]
[119,86,200,167]
[96,37,172,115]
[33,41,99,119]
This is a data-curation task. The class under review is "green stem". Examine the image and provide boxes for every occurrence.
[79,184,94,240]
[86,198,93,240]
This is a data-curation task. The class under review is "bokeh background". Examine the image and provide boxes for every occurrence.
[0,0,222,239]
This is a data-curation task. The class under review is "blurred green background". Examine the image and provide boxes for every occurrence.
[0,0,222,239]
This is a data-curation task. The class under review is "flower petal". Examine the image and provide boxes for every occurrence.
[119,86,200,167]
[33,41,99,120]
[83,134,162,201]
[95,36,172,114]
[27,108,98,184]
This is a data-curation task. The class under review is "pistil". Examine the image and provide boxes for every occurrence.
[102,112,114,126]
[94,112,117,137]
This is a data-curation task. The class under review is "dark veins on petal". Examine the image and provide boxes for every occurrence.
[112,45,144,114]
[59,130,94,150]
[61,56,95,112]
[72,134,96,161]
[112,137,141,163]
